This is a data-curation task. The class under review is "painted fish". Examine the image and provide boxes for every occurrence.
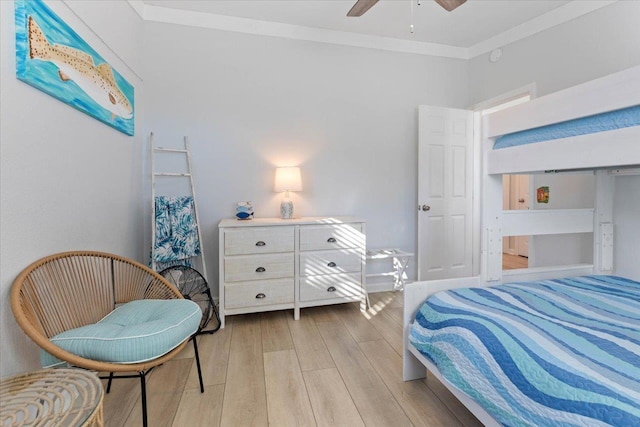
[27,16,133,120]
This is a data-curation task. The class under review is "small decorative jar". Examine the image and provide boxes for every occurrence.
[236,201,254,220]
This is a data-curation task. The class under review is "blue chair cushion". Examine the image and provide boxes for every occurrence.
[49,299,201,364]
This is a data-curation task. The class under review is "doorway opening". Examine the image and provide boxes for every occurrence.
[502,174,530,269]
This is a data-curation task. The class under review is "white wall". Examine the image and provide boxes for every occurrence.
[142,22,470,295]
[469,1,640,273]
[469,1,640,102]
[0,0,144,376]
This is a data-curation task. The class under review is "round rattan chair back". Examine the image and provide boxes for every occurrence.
[10,251,187,373]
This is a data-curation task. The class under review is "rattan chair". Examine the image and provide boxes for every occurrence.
[10,251,204,427]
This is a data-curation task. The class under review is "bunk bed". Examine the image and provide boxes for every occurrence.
[486,65,640,175]
[403,64,640,427]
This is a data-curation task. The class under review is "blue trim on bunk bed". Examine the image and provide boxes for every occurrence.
[494,105,640,149]
[409,275,640,427]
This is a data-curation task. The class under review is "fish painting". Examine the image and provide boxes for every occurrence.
[15,0,135,135]
[28,17,133,120]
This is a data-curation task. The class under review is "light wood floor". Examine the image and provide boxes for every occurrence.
[503,253,528,270]
[102,292,483,427]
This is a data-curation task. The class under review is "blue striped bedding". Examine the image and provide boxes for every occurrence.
[409,275,640,427]
[494,105,640,149]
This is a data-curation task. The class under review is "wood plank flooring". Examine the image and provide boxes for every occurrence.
[503,253,528,269]
[101,292,483,427]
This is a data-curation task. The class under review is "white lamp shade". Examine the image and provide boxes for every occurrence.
[274,167,302,193]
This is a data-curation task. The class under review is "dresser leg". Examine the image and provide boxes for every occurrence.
[294,307,300,320]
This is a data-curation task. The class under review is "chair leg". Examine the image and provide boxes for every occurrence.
[106,372,114,394]
[139,371,148,427]
[192,336,205,393]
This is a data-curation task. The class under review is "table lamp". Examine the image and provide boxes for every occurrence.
[274,166,302,219]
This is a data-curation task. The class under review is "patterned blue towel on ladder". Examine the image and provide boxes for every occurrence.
[153,196,201,268]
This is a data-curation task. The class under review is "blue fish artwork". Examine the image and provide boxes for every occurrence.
[15,0,135,136]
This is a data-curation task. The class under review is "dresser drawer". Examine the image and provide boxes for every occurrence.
[300,273,362,302]
[299,224,364,251]
[225,253,294,282]
[224,227,294,255]
[300,249,362,276]
[225,279,294,309]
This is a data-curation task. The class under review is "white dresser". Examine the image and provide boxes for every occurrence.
[218,217,366,327]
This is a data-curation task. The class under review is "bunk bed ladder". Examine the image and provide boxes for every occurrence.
[150,132,208,281]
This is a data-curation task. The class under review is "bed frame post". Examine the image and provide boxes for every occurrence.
[481,116,504,284]
[403,281,429,381]
[403,345,427,381]
[593,171,614,274]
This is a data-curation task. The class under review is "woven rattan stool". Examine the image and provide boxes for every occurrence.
[0,368,103,426]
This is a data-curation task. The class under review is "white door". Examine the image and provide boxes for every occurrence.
[418,106,473,280]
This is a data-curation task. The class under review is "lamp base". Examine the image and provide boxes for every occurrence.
[280,199,294,219]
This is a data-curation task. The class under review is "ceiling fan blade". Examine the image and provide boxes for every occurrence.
[347,0,379,17]
[434,0,467,12]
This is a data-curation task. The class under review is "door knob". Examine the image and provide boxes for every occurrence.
[518,198,525,203]
[421,205,431,211]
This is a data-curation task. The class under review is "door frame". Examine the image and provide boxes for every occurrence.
[470,83,537,275]
[514,174,530,257]
[503,174,531,257]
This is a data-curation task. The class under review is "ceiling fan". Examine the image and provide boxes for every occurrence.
[347,0,466,17]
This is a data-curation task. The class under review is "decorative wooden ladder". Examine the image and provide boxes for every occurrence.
[149,132,208,280]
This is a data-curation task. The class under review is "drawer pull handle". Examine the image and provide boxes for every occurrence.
[327,262,337,268]
[256,267,266,273]
[256,293,266,299]
[256,241,266,247]
[327,237,337,243]
[327,286,337,292]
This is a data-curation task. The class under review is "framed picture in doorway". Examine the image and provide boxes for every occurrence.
[537,186,550,204]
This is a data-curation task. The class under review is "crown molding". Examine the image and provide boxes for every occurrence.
[143,4,468,59]
[127,0,145,19]
[138,1,617,60]
[59,0,143,80]
[468,0,617,59]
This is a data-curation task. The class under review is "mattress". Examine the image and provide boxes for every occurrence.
[494,105,640,149]
[409,275,640,427]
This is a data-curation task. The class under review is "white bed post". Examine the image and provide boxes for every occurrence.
[403,283,429,381]
[593,171,614,274]
[481,115,503,285]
